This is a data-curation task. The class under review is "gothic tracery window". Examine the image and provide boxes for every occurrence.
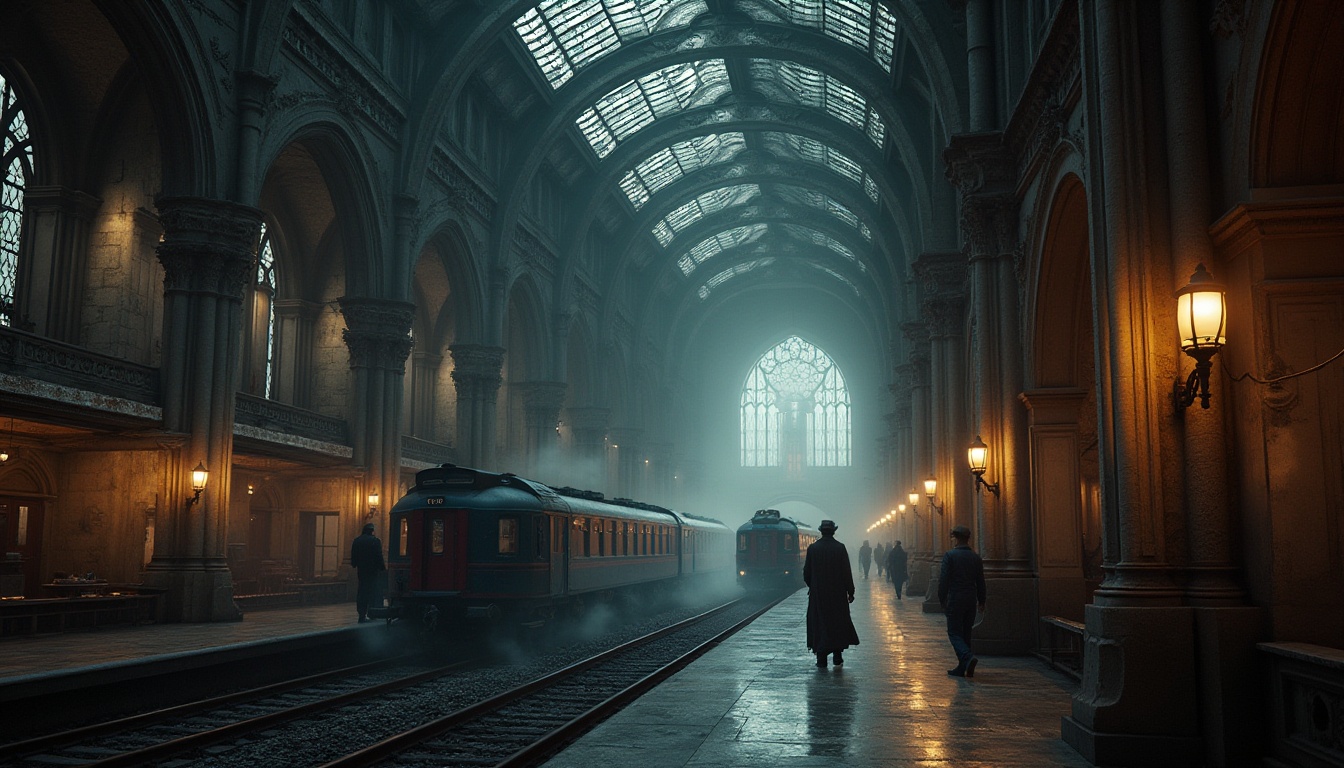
[1,70,34,327]
[256,222,277,398]
[740,335,851,472]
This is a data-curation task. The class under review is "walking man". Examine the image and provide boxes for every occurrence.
[938,525,985,677]
[874,541,886,579]
[804,520,860,668]
[858,539,873,579]
[351,522,386,623]
[887,540,908,599]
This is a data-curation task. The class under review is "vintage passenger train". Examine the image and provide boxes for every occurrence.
[735,509,820,591]
[379,464,732,629]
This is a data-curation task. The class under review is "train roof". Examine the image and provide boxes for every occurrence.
[401,464,727,530]
[735,509,821,536]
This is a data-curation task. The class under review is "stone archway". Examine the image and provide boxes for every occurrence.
[1022,173,1100,624]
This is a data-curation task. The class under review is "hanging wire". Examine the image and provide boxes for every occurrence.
[1225,345,1344,385]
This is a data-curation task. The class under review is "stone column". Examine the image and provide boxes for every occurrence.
[272,299,320,407]
[1063,3,1201,762]
[15,186,101,339]
[408,349,442,439]
[144,195,262,622]
[566,406,610,491]
[516,380,567,478]
[449,344,504,468]
[902,323,933,596]
[946,134,1034,654]
[339,297,414,537]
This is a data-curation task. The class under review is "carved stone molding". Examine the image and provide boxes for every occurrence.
[960,194,1021,260]
[924,295,967,338]
[449,344,505,399]
[517,381,568,425]
[945,133,1015,196]
[338,297,415,371]
[155,196,264,301]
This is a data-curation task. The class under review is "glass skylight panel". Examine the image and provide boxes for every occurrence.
[782,223,865,271]
[775,185,871,241]
[754,0,897,74]
[577,59,730,158]
[677,223,768,275]
[619,132,746,209]
[763,132,879,203]
[698,258,774,300]
[752,60,886,148]
[653,184,760,246]
[812,263,860,295]
[514,0,710,89]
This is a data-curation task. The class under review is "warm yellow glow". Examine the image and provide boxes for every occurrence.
[968,435,989,475]
[191,462,209,491]
[1175,263,1227,352]
[924,476,937,498]
[898,503,906,513]
[0,449,8,463]
[368,491,380,508]
[908,491,919,507]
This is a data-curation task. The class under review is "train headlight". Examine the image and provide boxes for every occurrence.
[738,570,746,577]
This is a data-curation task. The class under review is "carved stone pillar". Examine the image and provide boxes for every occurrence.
[1020,388,1090,623]
[902,323,933,596]
[516,380,567,478]
[340,297,414,539]
[144,195,262,622]
[16,186,101,339]
[272,299,320,407]
[408,349,442,439]
[566,406,610,490]
[449,344,504,468]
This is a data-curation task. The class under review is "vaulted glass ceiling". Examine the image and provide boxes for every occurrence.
[512,0,903,300]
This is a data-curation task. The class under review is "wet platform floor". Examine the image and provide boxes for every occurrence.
[542,575,1092,768]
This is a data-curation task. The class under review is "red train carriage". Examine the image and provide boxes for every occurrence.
[735,509,820,591]
[381,464,731,629]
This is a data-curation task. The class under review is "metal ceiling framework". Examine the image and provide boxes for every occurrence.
[460,0,955,347]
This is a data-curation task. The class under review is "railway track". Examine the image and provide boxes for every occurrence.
[0,592,778,768]
[0,654,463,768]
[320,594,783,768]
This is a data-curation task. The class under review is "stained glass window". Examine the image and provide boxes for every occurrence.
[257,223,277,398]
[1,71,34,328]
[741,335,851,468]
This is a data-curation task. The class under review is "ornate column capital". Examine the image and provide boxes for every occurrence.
[449,344,505,383]
[338,297,415,370]
[944,132,1015,196]
[517,381,568,420]
[154,196,264,300]
[960,193,1021,261]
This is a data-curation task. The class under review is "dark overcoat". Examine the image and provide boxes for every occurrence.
[887,545,908,582]
[803,535,860,654]
[351,532,385,576]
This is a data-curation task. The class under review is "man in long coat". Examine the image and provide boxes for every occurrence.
[887,540,909,599]
[351,522,386,623]
[803,519,859,668]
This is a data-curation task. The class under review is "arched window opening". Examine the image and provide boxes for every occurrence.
[741,335,851,473]
[1,70,34,328]
[256,222,277,398]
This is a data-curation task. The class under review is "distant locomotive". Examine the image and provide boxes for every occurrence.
[380,464,732,629]
[735,509,820,590]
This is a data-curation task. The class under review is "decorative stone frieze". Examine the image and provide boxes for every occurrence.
[960,194,1021,261]
[338,297,415,371]
[945,133,1016,196]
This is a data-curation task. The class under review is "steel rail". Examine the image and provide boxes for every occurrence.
[315,596,766,768]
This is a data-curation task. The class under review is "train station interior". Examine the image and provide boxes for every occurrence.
[0,1,1342,765]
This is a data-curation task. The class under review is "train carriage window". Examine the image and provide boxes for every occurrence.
[536,516,546,559]
[398,517,409,557]
[498,517,519,555]
[431,519,446,554]
[596,519,605,556]
[570,517,585,556]
[784,534,796,551]
[738,533,747,551]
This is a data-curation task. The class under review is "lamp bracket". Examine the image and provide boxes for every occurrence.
[186,488,204,508]
[973,475,1001,497]
[1176,349,1216,412]
[928,499,945,515]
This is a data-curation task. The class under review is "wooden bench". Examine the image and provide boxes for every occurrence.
[0,594,159,637]
[1037,615,1085,680]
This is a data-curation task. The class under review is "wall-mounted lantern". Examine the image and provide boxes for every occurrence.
[967,435,1001,497]
[924,475,945,514]
[187,462,209,507]
[1174,262,1227,410]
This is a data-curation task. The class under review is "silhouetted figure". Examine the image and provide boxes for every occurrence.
[887,540,908,599]
[939,525,986,677]
[873,542,886,578]
[804,520,859,668]
[351,522,386,623]
[858,539,872,579]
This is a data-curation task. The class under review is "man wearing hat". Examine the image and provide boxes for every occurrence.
[351,522,386,623]
[803,519,860,668]
[938,524,986,677]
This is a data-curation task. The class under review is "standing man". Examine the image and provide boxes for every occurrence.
[887,540,908,600]
[858,539,873,579]
[938,525,986,677]
[803,520,860,668]
[351,522,386,623]
[873,541,886,579]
